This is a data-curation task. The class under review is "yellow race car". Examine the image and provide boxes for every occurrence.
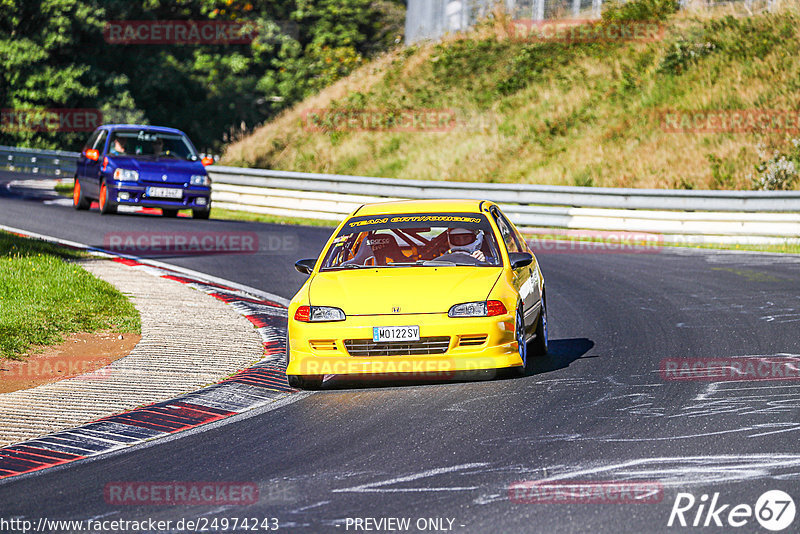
[286,199,547,389]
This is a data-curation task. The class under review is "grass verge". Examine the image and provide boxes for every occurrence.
[53,181,73,197]
[210,207,339,228]
[0,231,141,360]
[52,182,339,228]
[523,231,800,254]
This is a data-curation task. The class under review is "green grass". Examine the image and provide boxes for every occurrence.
[50,183,339,227]
[0,232,141,360]
[523,231,800,254]
[53,181,74,197]
[210,207,339,228]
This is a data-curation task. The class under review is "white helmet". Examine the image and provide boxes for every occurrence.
[448,228,483,254]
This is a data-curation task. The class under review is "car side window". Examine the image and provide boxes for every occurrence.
[83,130,100,151]
[512,225,530,253]
[93,130,108,153]
[491,208,522,254]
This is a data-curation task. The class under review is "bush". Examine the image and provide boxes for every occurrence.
[750,140,800,191]
[659,40,716,74]
[602,0,680,23]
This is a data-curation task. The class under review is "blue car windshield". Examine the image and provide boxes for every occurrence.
[321,213,501,270]
[108,129,198,161]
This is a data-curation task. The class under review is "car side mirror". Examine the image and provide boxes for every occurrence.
[294,258,316,275]
[508,252,533,269]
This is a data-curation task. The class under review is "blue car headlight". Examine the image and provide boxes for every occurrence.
[190,174,210,187]
[113,168,139,181]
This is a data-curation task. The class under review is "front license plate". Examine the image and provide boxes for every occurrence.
[146,187,183,199]
[373,326,420,343]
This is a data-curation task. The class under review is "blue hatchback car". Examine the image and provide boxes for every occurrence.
[74,124,212,218]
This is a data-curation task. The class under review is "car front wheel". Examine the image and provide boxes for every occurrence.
[287,374,324,390]
[512,301,528,376]
[73,177,90,210]
[99,182,117,215]
[530,293,548,357]
[285,336,323,390]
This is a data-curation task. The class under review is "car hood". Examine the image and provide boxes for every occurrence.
[109,157,205,183]
[309,267,503,315]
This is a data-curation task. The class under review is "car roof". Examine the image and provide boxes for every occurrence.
[102,124,186,135]
[354,199,492,217]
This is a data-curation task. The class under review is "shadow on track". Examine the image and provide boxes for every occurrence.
[316,337,594,391]
[526,337,596,376]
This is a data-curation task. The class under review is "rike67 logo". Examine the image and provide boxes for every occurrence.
[668,490,795,531]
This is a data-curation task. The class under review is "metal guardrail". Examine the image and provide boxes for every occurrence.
[2,145,799,244]
[208,165,800,212]
[0,145,78,177]
[206,167,800,243]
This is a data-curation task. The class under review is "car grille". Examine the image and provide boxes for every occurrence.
[344,337,451,357]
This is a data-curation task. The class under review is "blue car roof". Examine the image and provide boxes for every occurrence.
[102,124,186,135]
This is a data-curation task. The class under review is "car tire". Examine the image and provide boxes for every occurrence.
[162,209,179,218]
[287,374,324,390]
[530,292,548,357]
[73,177,90,210]
[512,301,528,377]
[192,208,210,220]
[98,181,117,215]
[285,335,323,390]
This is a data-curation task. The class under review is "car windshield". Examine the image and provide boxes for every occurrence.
[321,212,501,270]
[107,129,199,161]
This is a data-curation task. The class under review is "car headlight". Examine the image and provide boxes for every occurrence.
[448,300,507,318]
[190,174,210,186]
[113,168,139,181]
[293,305,346,322]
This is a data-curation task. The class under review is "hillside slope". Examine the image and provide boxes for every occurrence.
[223,1,800,190]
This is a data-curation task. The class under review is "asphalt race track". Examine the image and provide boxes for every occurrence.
[1,175,800,533]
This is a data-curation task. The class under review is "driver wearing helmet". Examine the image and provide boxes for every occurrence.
[446,227,486,262]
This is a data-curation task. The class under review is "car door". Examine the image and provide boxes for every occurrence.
[77,129,100,185]
[85,129,108,197]
[491,207,538,329]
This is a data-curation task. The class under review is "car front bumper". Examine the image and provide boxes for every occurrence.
[107,181,211,210]
[286,312,523,377]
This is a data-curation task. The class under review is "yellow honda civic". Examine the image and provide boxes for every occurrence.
[286,199,547,389]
